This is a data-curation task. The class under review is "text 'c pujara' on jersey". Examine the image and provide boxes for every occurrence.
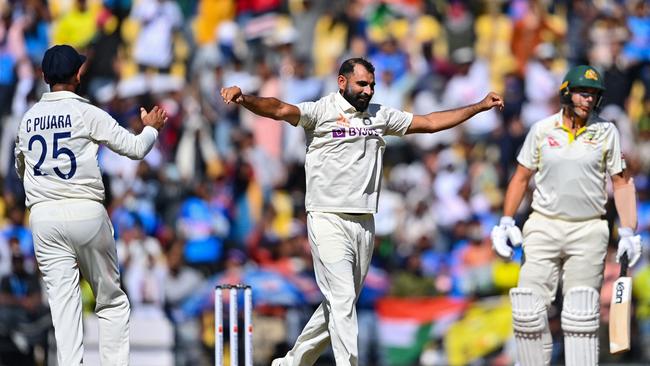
[25,114,73,133]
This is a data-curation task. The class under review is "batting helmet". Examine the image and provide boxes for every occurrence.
[559,65,605,109]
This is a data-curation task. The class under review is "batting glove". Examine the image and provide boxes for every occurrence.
[490,216,523,260]
[617,227,642,267]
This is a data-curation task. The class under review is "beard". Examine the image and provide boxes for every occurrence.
[342,85,371,112]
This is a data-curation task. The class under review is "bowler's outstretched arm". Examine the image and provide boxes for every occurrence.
[221,86,301,126]
[406,92,504,134]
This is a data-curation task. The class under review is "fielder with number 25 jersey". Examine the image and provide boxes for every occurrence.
[15,91,158,207]
[14,44,167,366]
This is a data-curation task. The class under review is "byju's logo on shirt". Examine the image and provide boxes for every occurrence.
[332,127,380,138]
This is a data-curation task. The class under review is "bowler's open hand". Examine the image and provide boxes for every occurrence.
[221,86,244,104]
[479,92,504,112]
[140,106,168,130]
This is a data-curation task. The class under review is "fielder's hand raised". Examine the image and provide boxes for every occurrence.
[140,106,168,130]
[479,92,504,112]
[221,86,244,104]
[491,216,523,260]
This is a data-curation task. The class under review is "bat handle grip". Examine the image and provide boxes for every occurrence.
[620,253,629,277]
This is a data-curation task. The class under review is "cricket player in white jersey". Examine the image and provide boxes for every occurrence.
[14,44,167,366]
[491,65,642,365]
[221,58,504,366]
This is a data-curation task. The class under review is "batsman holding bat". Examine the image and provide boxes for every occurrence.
[491,64,642,365]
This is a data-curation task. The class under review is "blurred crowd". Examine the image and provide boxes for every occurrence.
[1,0,650,365]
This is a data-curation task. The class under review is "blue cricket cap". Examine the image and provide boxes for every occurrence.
[41,45,87,84]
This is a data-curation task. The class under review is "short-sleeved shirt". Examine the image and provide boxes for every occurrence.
[15,91,158,208]
[517,110,625,220]
[297,92,413,213]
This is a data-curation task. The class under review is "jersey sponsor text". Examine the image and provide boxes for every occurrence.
[332,126,380,138]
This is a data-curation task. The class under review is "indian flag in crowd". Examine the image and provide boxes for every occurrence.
[376,297,469,366]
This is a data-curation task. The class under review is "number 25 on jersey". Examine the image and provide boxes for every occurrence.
[28,132,77,180]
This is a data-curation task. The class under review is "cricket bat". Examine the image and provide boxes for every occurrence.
[609,253,631,354]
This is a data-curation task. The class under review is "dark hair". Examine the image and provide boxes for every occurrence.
[338,58,375,77]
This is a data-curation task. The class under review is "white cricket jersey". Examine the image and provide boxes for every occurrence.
[15,91,158,208]
[297,92,412,213]
[517,110,625,220]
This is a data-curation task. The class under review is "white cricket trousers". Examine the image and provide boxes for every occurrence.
[30,199,130,366]
[278,212,374,366]
[518,211,609,305]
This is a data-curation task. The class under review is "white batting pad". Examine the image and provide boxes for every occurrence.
[562,286,600,366]
[510,288,552,366]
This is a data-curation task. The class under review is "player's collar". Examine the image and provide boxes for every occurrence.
[40,91,89,103]
[334,92,357,113]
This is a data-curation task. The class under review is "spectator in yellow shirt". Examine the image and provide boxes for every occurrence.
[52,0,99,50]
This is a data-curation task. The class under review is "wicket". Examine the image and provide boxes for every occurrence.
[215,284,253,366]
